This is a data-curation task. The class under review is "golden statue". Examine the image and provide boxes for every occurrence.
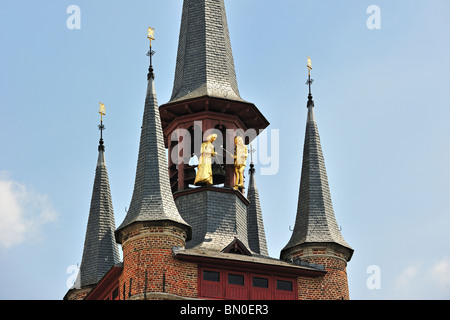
[233,136,248,190]
[194,134,218,186]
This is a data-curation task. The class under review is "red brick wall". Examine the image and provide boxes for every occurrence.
[294,248,350,300]
[116,223,351,300]
[118,223,198,300]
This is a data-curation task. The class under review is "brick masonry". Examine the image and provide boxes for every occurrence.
[118,222,198,300]
[292,244,350,300]
[65,287,92,301]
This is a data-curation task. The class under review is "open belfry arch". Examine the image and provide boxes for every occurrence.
[65,0,353,301]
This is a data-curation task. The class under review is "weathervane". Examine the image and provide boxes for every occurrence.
[98,102,106,151]
[147,27,156,79]
[306,56,314,93]
[147,27,155,46]
[99,102,105,122]
[248,143,257,175]
[306,56,314,107]
[307,56,312,74]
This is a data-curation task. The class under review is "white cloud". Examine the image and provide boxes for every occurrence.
[392,259,450,299]
[0,177,58,248]
[394,264,419,295]
[429,258,450,288]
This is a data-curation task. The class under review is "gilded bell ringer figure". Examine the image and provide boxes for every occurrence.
[194,134,218,186]
[233,136,248,190]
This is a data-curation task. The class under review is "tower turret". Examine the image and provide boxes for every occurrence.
[280,58,353,299]
[115,32,191,241]
[115,30,194,300]
[64,104,120,300]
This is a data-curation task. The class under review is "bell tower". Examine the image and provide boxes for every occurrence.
[159,0,269,252]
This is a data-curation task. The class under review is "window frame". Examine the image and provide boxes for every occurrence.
[203,270,221,282]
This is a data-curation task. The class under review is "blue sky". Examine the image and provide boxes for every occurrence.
[1,0,450,300]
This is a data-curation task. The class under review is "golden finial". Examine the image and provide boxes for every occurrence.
[307,56,312,76]
[147,27,155,46]
[99,102,106,121]
[146,27,156,79]
[98,102,106,150]
[306,56,314,106]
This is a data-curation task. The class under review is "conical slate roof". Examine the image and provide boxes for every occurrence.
[281,101,353,261]
[116,70,192,241]
[169,0,244,103]
[77,142,120,288]
[246,164,268,256]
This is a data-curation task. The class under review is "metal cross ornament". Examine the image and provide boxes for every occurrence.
[249,143,256,164]
[306,56,314,94]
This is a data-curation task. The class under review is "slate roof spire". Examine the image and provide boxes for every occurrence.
[116,43,192,242]
[246,162,269,256]
[169,0,244,103]
[280,61,353,261]
[77,117,120,288]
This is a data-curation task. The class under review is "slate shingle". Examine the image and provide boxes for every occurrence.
[77,147,120,288]
[281,105,353,260]
[169,0,244,103]
[246,164,269,256]
[116,73,192,241]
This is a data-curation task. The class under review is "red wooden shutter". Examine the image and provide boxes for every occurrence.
[275,278,296,300]
[249,274,272,300]
[225,271,248,300]
[200,269,222,298]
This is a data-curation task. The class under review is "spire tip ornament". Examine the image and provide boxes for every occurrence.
[306,56,314,108]
[98,102,106,151]
[307,56,312,76]
[99,102,106,121]
[146,27,156,80]
[147,27,155,46]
